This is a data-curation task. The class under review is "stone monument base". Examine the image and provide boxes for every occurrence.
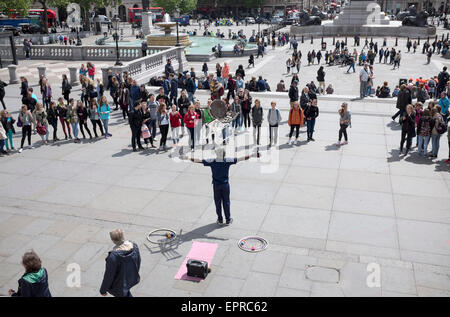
[290,21,436,38]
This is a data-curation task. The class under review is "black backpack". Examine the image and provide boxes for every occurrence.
[438,71,449,84]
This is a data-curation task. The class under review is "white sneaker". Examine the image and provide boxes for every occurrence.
[335,141,341,146]
[287,138,291,144]
[343,141,348,145]
[19,148,23,153]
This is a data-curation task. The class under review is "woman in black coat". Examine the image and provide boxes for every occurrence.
[0,79,8,110]
[62,74,71,105]
[235,64,245,79]
[399,104,416,155]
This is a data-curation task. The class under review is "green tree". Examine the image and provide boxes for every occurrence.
[179,0,197,15]
[0,0,32,17]
[153,0,197,15]
[36,0,69,33]
[73,0,121,31]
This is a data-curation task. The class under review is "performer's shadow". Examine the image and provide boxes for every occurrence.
[145,223,228,261]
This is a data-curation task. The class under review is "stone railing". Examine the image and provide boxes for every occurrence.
[1,44,170,62]
[101,46,188,86]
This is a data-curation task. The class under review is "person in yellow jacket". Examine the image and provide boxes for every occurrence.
[287,101,304,145]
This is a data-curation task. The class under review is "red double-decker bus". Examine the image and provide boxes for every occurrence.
[7,8,57,27]
[128,7,164,24]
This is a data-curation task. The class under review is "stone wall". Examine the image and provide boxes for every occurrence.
[1,45,171,62]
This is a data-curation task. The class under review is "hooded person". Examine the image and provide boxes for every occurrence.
[9,251,51,297]
[100,229,141,297]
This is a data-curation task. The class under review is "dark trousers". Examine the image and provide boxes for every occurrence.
[0,95,5,110]
[188,127,195,149]
[226,89,235,101]
[90,119,104,137]
[400,130,413,152]
[159,124,169,146]
[392,109,405,121]
[21,125,32,148]
[242,111,250,128]
[339,124,348,141]
[50,121,58,140]
[213,183,231,222]
[112,96,119,109]
[131,127,142,150]
[289,124,300,138]
[63,93,70,106]
[80,121,92,138]
[306,119,316,139]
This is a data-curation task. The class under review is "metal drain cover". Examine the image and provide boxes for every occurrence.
[305,266,340,283]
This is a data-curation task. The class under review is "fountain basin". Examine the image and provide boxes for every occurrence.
[147,33,191,46]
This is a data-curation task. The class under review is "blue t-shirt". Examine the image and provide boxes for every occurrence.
[202,158,237,185]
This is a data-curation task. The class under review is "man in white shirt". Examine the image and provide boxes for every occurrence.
[359,63,370,99]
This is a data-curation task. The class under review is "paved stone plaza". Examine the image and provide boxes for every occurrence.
[0,24,449,297]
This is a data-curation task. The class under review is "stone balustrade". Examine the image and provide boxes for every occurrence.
[101,46,187,86]
[0,44,171,62]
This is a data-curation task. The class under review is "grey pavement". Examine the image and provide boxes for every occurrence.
[0,26,450,297]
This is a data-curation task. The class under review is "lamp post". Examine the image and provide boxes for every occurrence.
[174,8,180,46]
[112,15,122,66]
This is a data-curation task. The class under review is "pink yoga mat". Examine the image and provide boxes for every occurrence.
[174,241,218,282]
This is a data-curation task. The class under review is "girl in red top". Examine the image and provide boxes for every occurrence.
[87,62,95,80]
[170,105,182,146]
[184,105,199,150]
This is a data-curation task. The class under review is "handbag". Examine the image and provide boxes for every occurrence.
[17,116,23,128]
[36,122,47,135]
[437,120,447,134]
[141,124,150,139]
[90,91,98,98]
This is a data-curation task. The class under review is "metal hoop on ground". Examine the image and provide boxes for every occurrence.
[146,228,179,248]
[238,236,268,252]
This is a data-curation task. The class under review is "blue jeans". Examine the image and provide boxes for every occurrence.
[213,183,231,222]
[101,119,109,135]
[306,119,316,139]
[187,92,194,103]
[418,135,431,155]
[347,63,355,72]
[431,134,441,156]
[0,139,4,152]
[232,115,241,129]
[71,123,79,139]
[148,119,157,138]
[366,85,372,96]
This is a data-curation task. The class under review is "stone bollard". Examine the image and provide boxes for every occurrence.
[301,35,304,43]
[68,67,79,86]
[37,65,46,78]
[311,36,313,44]
[8,64,19,84]
[120,28,124,36]
[332,36,335,45]
[418,37,420,45]
[395,37,398,46]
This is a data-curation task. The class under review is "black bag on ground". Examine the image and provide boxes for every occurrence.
[186,259,209,279]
